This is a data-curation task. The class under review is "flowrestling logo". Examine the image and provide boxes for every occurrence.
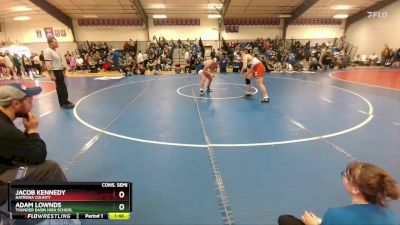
[367,11,388,18]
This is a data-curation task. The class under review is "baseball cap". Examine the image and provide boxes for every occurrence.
[0,83,42,106]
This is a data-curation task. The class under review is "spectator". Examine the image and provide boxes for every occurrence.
[392,48,400,67]
[369,53,378,65]
[384,51,394,67]
[174,64,182,74]
[353,54,363,66]
[123,41,130,51]
[216,48,221,58]
[4,53,14,79]
[69,55,77,74]
[137,50,144,70]
[143,51,148,70]
[64,51,71,66]
[381,44,390,63]
[341,53,350,69]
[102,59,111,71]
[155,57,161,72]
[278,161,399,225]
[177,39,182,48]
[33,54,42,75]
[12,54,22,78]
[147,58,154,72]
[219,56,228,73]
[0,83,68,205]
[39,51,45,71]
[211,49,216,59]
[21,54,32,76]
[137,50,143,64]
[83,53,90,70]
[184,50,190,64]
[321,51,332,70]
[0,53,5,78]
[309,57,321,71]
[112,49,120,71]
[76,55,84,73]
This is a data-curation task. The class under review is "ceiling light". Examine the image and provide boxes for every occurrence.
[208,4,223,10]
[333,5,352,10]
[83,15,98,18]
[278,14,292,18]
[333,14,349,19]
[208,14,221,19]
[14,16,31,21]
[148,4,166,9]
[11,6,32,12]
[153,14,167,19]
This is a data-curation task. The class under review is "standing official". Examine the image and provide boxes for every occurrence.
[44,37,74,109]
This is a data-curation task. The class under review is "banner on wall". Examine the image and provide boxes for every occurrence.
[44,27,54,38]
[60,29,66,37]
[226,25,239,33]
[36,30,42,38]
[54,29,60,37]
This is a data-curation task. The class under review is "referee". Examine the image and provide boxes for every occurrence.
[44,37,75,109]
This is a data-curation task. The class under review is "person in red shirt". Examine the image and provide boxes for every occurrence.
[102,60,110,71]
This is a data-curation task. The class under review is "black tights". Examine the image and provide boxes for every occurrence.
[278,215,305,225]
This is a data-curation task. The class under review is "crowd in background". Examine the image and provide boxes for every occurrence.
[66,37,204,76]
[353,44,400,67]
[1,37,399,79]
[222,37,400,73]
[66,36,400,76]
[0,51,45,79]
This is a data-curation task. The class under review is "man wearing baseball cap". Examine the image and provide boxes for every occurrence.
[0,83,67,206]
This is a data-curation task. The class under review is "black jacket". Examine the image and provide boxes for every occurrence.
[0,111,47,175]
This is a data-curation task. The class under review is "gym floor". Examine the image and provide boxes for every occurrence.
[1,68,399,225]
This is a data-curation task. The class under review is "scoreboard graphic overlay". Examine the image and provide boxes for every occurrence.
[8,182,132,220]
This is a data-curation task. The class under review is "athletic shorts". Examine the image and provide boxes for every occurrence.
[252,63,265,78]
[199,69,213,78]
